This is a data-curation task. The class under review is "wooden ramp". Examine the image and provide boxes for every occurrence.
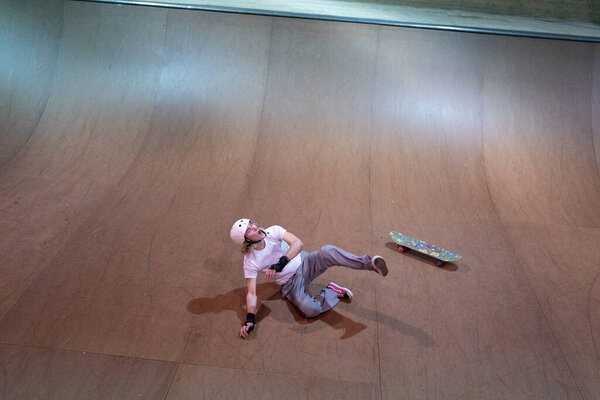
[1,1,599,399]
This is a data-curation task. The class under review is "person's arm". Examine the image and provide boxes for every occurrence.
[265,231,303,280]
[239,278,257,338]
[282,231,303,260]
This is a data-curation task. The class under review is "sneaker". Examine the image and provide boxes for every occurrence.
[327,282,353,300]
[371,256,388,277]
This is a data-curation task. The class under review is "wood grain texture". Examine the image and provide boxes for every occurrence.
[0,0,63,169]
[1,1,599,399]
[594,46,600,171]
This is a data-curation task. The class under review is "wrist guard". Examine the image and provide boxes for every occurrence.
[244,313,255,333]
[269,256,289,272]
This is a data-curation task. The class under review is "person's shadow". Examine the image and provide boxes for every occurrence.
[186,282,367,339]
[187,282,434,346]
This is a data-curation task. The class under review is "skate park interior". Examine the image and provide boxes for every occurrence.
[1,0,600,399]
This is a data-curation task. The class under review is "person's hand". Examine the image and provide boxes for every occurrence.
[265,269,276,280]
[239,313,256,339]
[239,322,254,339]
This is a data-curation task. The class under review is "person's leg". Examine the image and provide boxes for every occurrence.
[303,245,373,282]
[282,246,385,318]
[298,245,376,316]
[282,265,338,318]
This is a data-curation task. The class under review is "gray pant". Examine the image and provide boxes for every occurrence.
[281,245,373,318]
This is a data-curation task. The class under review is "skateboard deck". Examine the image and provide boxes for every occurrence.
[390,231,461,267]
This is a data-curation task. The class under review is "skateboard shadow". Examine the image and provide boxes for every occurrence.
[385,242,459,271]
[186,282,367,340]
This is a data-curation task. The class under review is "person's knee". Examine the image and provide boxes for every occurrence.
[300,303,321,319]
[319,244,338,255]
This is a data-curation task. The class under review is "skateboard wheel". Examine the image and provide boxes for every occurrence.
[436,261,443,267]
[398,246,405,253]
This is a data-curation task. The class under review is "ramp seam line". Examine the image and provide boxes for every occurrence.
[243,19,273,189]
[592,48,600,177]
[480,63,586,400]
[0,5,64,175]
[369,25,384,400]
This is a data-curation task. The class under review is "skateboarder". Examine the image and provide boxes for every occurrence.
[229,218,389,338]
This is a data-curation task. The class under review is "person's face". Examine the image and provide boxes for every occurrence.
[244,221,264,242]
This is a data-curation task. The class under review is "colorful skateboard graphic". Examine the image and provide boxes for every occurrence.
[390,231,462,267]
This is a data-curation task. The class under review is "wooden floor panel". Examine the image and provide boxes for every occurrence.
[0,344,175,400]
[1,1,599,398]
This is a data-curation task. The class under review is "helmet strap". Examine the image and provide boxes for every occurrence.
[244,229,267,245]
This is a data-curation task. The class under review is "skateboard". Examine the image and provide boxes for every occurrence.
[390,231,461,267]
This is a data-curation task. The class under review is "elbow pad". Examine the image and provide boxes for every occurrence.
[269,256,289,272]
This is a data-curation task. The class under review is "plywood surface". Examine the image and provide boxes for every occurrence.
[1,1,599,399]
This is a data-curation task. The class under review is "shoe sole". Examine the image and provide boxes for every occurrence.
[373,257,388,277]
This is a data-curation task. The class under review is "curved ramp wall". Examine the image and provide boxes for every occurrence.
[0,1,599,399]
[0,0,63,169]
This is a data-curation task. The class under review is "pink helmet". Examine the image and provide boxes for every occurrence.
[230,218,250,245]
